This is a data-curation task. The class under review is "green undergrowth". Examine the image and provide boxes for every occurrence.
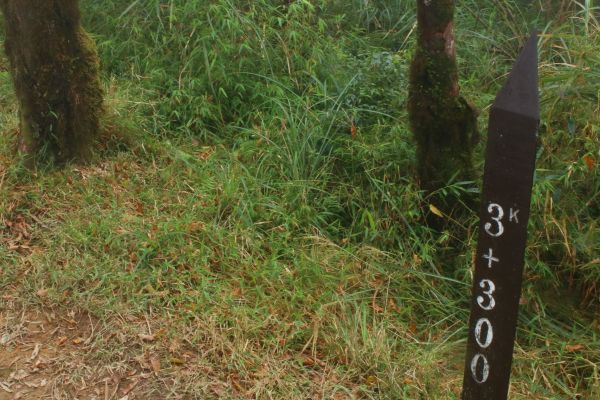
[0,0,598,398]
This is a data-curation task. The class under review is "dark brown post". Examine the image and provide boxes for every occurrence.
[462,33,539,400]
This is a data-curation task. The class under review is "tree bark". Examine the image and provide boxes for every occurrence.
[0,0,103,164]
[408,0,478,204]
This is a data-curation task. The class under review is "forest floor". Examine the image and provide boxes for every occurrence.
[0,304,240,400]
[0,304,373,400]
[1,1,599,399]
[0,135,596,399]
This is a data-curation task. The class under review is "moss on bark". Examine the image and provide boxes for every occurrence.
[408,0,479,206]
[0,0,103,164]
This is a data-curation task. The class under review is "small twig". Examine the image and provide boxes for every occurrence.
[85,315,96,346]
[0,170,6,193]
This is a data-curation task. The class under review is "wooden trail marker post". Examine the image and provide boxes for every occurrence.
[461,33,539,400]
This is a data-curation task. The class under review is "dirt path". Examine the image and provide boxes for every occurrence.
[0,304,166,400]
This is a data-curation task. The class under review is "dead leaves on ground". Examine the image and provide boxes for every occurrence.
[1,214,34,255]
[0,310,166,399]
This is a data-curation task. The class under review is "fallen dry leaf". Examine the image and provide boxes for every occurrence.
[231,287,243,298]
[9,369,29,381]
[12,390,26,399]
[150,357,161,373]
[169,357,185,366]
[29,343,41,361]
[409,321,418,335]
[210,383,226,396]
[583,155,595,172]
[0,381,12,393]
[72,337,84,345]
[371,301,384,314]
[565,344,584,352]
[429,204,444,218]
[22,379,46,389]
[365,375,378,386]
[122,378,140,395]
[302,355,315,367]
[168,339,181,354]
[138,334,155,342]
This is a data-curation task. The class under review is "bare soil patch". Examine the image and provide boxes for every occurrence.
[0,304,165,400]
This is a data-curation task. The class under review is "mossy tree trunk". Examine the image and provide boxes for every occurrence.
[408,0,478,208]
[0,0,103,164]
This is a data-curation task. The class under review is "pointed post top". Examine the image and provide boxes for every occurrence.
[492,32,539,120]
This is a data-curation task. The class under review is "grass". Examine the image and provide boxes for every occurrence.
[0,0,599,398]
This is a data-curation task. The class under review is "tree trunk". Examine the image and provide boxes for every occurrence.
[408,0,478,205]
[0,0,103,164]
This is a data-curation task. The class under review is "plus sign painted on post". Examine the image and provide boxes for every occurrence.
[483,248,500,269]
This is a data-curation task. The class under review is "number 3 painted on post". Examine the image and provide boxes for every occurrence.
[485,203,504,237]
[477,279,496,311]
